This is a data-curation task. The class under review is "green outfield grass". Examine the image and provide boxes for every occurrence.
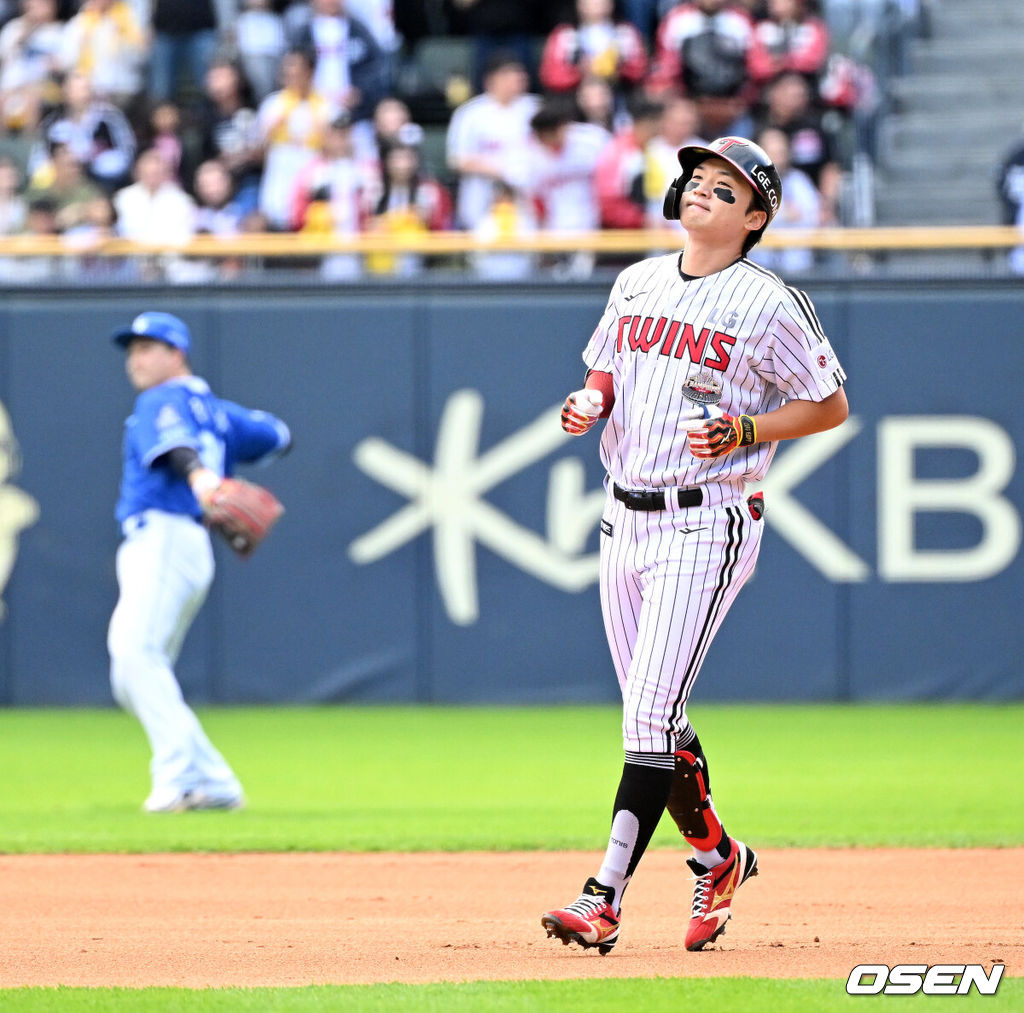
[4,977,1023,1012]
[0,703,1021,853]
[2,704,1020,1010]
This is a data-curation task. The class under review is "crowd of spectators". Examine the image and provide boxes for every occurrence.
[0,0,886,282]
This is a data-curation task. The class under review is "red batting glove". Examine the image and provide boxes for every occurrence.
[560,389,604,435]
[681,408,758,458]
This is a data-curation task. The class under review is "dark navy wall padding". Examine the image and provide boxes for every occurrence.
[0,280,1020,705]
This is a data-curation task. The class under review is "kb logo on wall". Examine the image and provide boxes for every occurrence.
[0,399,39,621]
[349,389,605,625]
[350,390,1021,625]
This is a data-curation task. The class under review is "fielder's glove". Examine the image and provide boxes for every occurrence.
[560,389,604,436]
[679,405,758,459]
[202,477,284,557]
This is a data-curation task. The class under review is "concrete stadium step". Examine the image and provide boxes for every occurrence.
[881,147,1002,179]
[909,33,1024,71]
[927,7,1024,31]
[885,115,1019,153]
[870,0,1022,225]
[873,185,1001,226]
[873,179,995,205]
[912,35,1024,59]
[910,48,1024,76]
[890,74,1024,114]
[871,250,1009,277]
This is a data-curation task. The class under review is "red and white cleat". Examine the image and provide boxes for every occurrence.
[685,837,759,951]
[541,877,620,954]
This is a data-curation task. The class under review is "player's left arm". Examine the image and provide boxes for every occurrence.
[749,386,848,442]
[686,289,848,458]
[683,387,847,459]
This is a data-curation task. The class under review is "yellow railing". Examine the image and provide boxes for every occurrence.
[0,226,1021,258]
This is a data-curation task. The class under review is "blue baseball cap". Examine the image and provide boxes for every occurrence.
[112,312,191,353]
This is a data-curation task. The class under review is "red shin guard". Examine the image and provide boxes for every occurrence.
[666,749,725,849]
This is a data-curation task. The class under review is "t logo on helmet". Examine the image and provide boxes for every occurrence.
[714,138,745,153]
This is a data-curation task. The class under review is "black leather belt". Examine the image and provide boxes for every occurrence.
[613,484,703,511]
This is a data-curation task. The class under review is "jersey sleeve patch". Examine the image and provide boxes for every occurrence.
[815,345,838,374]
[155,403,183,431]
[763,289,846,401]
[135,387,202,467]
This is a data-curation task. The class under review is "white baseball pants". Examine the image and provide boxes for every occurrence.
[108,510,241,799]
[599,487,764,755]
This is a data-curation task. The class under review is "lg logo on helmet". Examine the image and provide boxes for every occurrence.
[751,167,779,210]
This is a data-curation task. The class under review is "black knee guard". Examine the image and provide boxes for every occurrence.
[665,744,726,850]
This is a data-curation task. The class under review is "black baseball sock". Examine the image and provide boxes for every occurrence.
[594,757,675,911]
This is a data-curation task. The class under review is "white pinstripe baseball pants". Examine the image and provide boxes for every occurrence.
[599,486,763,755]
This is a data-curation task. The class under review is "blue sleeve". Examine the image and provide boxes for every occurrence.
[133,385,202,467]
[219,399,291,471]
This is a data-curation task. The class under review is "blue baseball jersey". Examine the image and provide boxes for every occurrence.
[116,376,290,523]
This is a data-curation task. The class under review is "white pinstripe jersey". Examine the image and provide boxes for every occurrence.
[583,252,846,491]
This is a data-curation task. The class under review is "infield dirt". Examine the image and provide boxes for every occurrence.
[1,849,1020,987]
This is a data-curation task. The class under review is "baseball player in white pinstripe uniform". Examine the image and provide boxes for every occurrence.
[542,136,848,954]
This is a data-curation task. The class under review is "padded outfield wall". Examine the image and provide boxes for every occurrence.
[0,278,1020,705]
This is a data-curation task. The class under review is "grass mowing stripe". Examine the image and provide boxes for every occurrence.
[2,978,1022,1012]
[0,704,1021,853]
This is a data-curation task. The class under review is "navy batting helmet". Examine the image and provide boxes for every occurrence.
[663,136,782,252]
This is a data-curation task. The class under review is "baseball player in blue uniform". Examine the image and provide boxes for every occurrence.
[108,312,291,813]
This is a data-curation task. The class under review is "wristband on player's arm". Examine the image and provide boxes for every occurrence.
[717,413,756,452]
[163,446,221,499]
[689,412,758,458]
[163,446,203,479]
[584,369,614,416]
[736,414,757,446]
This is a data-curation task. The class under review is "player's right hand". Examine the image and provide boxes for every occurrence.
[561,389,604,435]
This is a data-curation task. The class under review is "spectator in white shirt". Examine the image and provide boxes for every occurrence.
[113,146,196,246]
[194,157,247,235]
[644,95,704,227]
[284,0,388,120]
[256,46,336,230]
[446,50,540,231]
[748,126,821,275]
[0,154,26,235]
[0,0,63,132]
[233,0,286,103]
[59,0,146,105]
[519,101,607,234]
[289,110,372,280]
[519,101,608,277]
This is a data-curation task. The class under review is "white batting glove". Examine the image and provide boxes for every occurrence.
[678,404,714,432]
[560,389,604,436]
[679,404,757,459]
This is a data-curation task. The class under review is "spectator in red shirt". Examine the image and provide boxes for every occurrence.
[648,0,753,99]
[648,0,756,140]
[540,0,648,107]
[747,0,830,92]
[593,96,663,228]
